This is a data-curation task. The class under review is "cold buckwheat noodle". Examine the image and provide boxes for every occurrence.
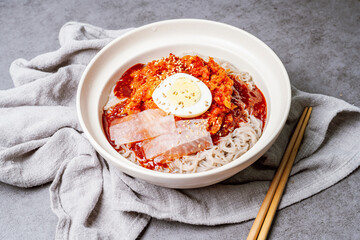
[103,54,266,173]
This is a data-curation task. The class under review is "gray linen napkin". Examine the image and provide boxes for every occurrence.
[1,22,359,239]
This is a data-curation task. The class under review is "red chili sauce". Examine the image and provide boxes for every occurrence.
[210,75,267,143]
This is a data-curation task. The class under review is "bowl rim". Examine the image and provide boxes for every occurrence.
[76,18,291,181]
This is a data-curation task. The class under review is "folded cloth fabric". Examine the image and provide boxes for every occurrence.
[0,22,359,239]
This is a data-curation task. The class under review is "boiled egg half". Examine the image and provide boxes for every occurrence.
[152,73,212,118]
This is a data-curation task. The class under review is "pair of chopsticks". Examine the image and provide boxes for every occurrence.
[247,107,313,240]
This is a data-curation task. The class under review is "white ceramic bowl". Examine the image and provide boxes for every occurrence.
[77,19,291,189]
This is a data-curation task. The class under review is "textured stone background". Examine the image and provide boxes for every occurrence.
[0,0,359,239]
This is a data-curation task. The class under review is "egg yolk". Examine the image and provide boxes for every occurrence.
[167,77,201,108]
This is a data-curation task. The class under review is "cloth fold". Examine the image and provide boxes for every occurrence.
[0,22,359,239]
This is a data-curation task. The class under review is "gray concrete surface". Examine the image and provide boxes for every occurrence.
[0,0,359,239]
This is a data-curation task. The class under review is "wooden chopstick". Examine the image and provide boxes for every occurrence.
[247,107,313,240]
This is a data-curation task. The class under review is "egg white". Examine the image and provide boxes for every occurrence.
[152,73,212,118]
